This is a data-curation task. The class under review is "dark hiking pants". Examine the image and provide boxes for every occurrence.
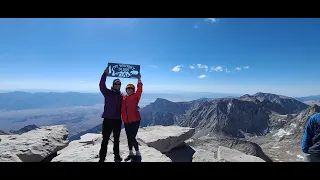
[304,154,320,162]
[99,118,122,161]
[124,121,140,151]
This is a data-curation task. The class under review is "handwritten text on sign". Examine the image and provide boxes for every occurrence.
[107,63,140,79]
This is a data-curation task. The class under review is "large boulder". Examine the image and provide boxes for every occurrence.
[52,133,171,162]
[192,148,217,162]
[0,125,68,162]
[217,146,265,162]
[136,126,195,153]
[187,136,272,162]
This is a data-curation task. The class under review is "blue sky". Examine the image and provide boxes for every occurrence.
[0,18,320,96]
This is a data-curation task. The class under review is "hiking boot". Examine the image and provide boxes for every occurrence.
[114,155,122,162]
[124,154,134,162]
[135,155,142,162]
[131,155,142,162]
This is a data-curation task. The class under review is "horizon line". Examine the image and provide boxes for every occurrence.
[0,90,319,98]
[0,89,242,95]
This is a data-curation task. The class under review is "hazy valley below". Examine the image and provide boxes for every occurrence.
[1,91,320,162]
[0,105,103,136]
[0,91,239,136]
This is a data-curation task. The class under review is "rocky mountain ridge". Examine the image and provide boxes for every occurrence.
[139,92,308,139]
[0,130,8,135]
[239,92,309,114]
[9,124,38,134]
[0,125,267,162]
[0,124,39,135]
[2,92,317,162]
[248,104,320,162]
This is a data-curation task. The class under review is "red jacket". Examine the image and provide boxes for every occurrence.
[121,82,142,124]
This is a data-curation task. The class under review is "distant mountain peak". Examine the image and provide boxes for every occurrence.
[240,92,309,114]
[155,98,169,101]
[154,98,173,103]
[309,104,320,111]
[0,130,9,135]
[9,124,38,134]
[253,92,292,99]
[241,94,252,97]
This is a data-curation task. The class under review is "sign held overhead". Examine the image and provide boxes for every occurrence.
[107,63,140,79]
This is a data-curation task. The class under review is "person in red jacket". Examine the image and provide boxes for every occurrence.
[121,73,143,162]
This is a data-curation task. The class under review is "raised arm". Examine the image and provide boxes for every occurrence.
[302,116,315,153]
[135,73,143,102]
[99,67,111,97]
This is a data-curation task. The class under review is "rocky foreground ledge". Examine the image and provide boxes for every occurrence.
[0,125,266,162]
[0,125,68,162]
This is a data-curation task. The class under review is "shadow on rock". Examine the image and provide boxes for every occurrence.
[165,143,196,162]
[41,152,58,162]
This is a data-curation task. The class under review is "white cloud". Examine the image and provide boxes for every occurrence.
[194,24,198,29]
[190,65,195,69]
[211,66,223,72]
[205,18,218,23]
[235,67,242,71]
[171,65,182,72]
[197,64,208,71]
[198,74,206,79]
[79,81,87,83]
[244,66,249,69]
[225,68,230,73]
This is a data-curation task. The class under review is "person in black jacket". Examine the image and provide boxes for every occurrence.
[98,66,123,162]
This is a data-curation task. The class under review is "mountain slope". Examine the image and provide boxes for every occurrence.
[0,130,9,135]
[280,104,320,141]
[239,92,309,114]
[179,98,270,138]
[68,124,102,141]
[9,124,38,134]
[139,93,310,138]
[140,98,192,127]
[139,97,270,138]
[247,105,320,162]
[0,125,39,135]
[71,93,311,141]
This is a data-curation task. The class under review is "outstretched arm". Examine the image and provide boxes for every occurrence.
[302,116,315,153]
[99,67,111,97]
[135,73,143,102]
